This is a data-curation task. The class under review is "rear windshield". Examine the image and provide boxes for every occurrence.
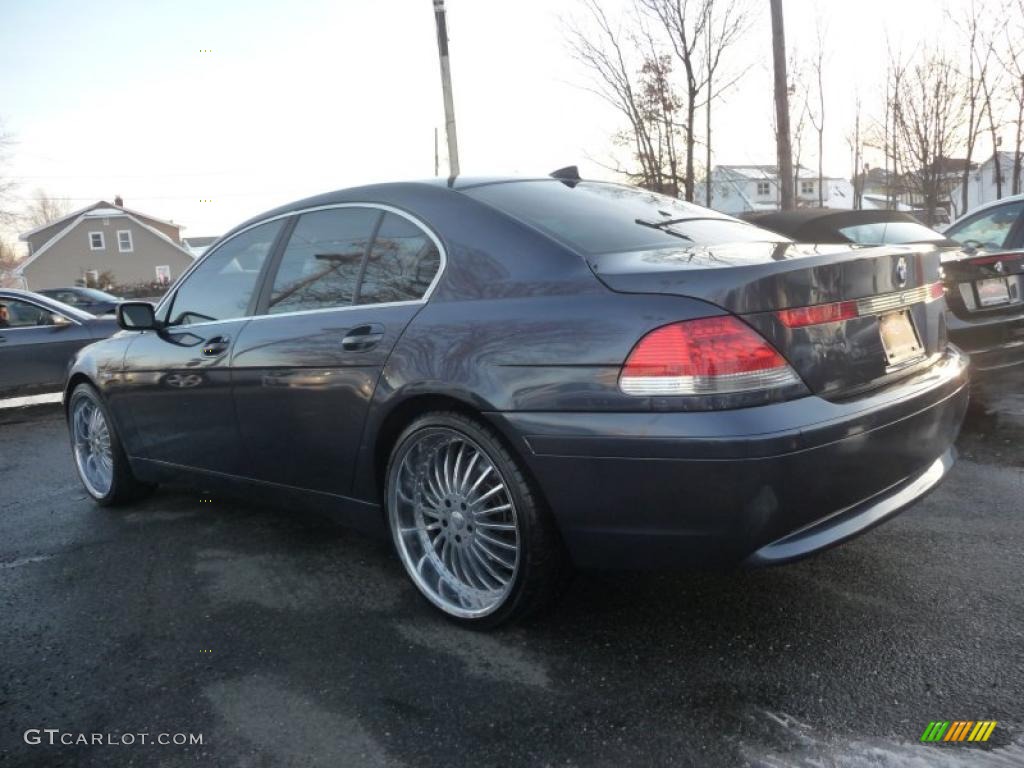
[463,180,782,255]
[837,221,947,245]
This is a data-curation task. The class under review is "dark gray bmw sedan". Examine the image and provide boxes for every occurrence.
[64,174,969,626]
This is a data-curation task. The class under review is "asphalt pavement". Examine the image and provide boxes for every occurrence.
[0,373,1021,767]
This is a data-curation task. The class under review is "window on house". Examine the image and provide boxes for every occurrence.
[757,181,771,196]
[800,181,815,195]
[117,230,133,252]
[89,232,104,250]
[155,265,171,284]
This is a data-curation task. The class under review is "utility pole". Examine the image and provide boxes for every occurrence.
[433,0,460,179]
[770,0,795,210]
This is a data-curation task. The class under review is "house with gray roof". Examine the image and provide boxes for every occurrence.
[16,200,195,290]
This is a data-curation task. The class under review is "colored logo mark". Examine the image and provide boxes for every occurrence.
[920,721,997,743]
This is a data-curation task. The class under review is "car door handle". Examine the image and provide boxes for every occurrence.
[341,324,384,352]
[201,335,231,356]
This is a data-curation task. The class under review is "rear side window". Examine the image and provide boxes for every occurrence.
[168,220,282,325]
[837,221,947,245]
[357,213,440,305]
[268,208,379,315]
[464,180,778,255]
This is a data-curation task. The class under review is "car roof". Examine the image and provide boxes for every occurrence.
[217,176,596,242]
[950,193,1024,226]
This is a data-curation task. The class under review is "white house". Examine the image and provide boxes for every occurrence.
[699,164,855,216]
[949,152,1021,217]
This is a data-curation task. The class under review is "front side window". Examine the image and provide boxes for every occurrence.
[357,213,440,305]
[267,208,379,315]
[167,220,282,325]
[89,232,104,250]
[117,230,133,252]
[0,298,64,328]
[946,201,1024,251]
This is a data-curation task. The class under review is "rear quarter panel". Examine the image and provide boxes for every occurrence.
[350,194,734,503]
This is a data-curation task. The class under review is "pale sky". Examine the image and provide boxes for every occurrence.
[0,0,987,244]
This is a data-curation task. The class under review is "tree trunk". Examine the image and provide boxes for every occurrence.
[770,0,795,210]
[685,95,696,201]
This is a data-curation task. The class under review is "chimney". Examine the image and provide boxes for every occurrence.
[114,195,124,207]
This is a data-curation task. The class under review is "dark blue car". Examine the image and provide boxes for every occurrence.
[64,175,969,626]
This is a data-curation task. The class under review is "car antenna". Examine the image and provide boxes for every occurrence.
[549,165,581,187]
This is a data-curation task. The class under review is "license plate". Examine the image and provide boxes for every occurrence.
[879,311,923,366]
[976,277,1011,307]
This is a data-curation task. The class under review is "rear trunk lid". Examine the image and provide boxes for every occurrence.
[941,248,1024,320]
[589,241,946,399]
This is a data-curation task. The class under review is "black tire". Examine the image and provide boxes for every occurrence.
[385,411,570,628]
[68,383,155,507]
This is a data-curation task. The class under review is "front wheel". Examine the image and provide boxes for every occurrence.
[68,383,155,506]
[386,412,567,628]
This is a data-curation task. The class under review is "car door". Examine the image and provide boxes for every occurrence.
[0,297,95,397]
[231,205,443,496]
[117,219,285,474]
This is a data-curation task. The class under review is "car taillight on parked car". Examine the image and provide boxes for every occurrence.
[619,316,802,396]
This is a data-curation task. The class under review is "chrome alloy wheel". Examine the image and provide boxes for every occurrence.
[71,397,114,498]
[389,428,521,619]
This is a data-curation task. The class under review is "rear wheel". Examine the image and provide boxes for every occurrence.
[386,411,567,628]
[68,383,154,506]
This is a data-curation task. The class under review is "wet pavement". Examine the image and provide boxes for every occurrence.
[0,372,1021,767]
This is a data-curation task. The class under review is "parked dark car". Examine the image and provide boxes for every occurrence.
[64,176,968,626]
[745,207,1024,372]
[0,289,118,398]
[38,287,123,316]
[943,195,1024,371]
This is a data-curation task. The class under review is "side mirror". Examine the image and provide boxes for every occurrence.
[117,301,159,331]
[49,313,72,326]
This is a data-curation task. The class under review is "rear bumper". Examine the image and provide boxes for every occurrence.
[491,349,970,569]
[948,309,1024,372]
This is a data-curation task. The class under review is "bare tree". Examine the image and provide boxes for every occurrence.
[806,18,827,206]
[566,1,685,194]
[996,0,1024,194]
[0,120,18,228]
[847,95,864,209]
[949,1,996,216]
[981,62,1006,199]
[23,188,71,229]
[638,0,753,201]
[0,238,23,288]
[788,50,810,200]
[891,52,967,226]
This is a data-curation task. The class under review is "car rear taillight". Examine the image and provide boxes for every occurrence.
[777,301,858,328]
[776,281,946,328]
[619,316,802,396]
